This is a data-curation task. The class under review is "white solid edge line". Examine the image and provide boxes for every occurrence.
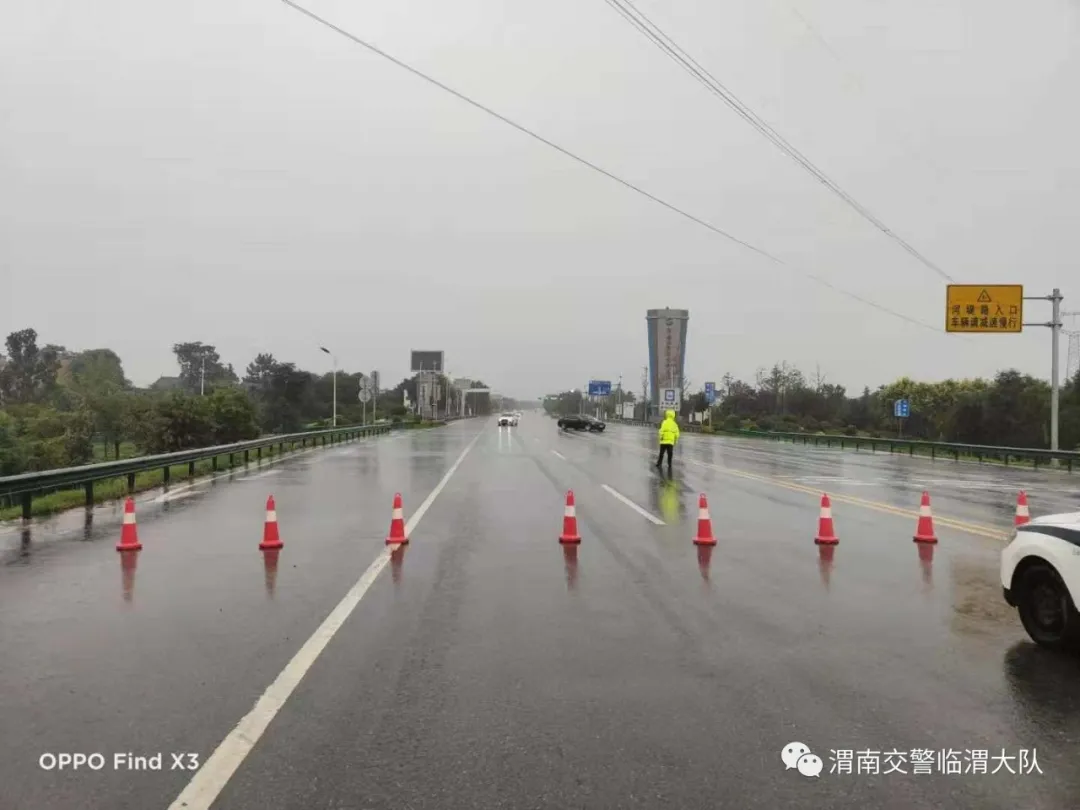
[244,469,282,481]
[151,447,314,504]
[167,429,483,810]
[160,491,200,504]
[601,484,665,525]
[551,450,566,460]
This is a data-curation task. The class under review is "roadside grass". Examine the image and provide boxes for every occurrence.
[92,441,140,462]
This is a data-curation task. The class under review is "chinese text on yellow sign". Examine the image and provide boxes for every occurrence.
[945,285,1023,333]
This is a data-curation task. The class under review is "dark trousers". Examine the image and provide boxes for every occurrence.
[656,444,673,467]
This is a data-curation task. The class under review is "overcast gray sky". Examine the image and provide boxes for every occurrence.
[3,0,1078,397]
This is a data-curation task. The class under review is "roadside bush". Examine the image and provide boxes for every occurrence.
[0,405,95,472]
[207,387,260,444]
[0,411,20,475]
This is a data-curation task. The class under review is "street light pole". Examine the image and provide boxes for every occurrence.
[319,346,337,427]
[200,355,206,396]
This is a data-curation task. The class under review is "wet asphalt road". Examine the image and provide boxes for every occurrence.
[2,416,1080,810]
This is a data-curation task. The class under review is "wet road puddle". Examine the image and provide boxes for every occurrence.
[950,556,1016,635]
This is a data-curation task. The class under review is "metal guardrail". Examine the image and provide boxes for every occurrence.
[0,424,393,519]
[609,418,1080,472]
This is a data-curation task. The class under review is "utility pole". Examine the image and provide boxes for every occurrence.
[1023,289,1063,463]
[641,364,649,422]
[200,355,206,396]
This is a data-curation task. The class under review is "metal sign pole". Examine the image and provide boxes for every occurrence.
[1052,288,1062,458]
[1023,288,1064,464]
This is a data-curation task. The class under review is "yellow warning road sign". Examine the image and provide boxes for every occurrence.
[946,285,1023,333]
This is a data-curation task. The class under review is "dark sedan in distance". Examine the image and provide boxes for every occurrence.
[557,414,606,432]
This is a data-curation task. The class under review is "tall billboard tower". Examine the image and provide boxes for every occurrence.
[646,308,689,414]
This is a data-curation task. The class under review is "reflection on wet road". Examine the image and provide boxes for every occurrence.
[2,417,1079,810]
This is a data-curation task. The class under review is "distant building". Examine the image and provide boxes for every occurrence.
[646,308,689,411]
[149,376,182,391]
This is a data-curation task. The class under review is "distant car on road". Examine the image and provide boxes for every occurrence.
[1001,511,1080,649]
[557,414,606,432]
[497,412,518,427]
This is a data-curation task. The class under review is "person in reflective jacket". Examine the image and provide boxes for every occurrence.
[655,409,680,471]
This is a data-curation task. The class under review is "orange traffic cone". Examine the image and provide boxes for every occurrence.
[1014,491,1030,526]
[260,495,284,550]
[115,497,142,551]
[559,490,581,544]
[385,493,409,545]
[694,493,716,546]
[913,491,938,544]
[814,493,838,545]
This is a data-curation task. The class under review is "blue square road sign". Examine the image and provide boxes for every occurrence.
[588,380,612,396]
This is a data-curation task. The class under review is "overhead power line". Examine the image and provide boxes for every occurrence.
[603,0,954,283]
[279,0,939,332]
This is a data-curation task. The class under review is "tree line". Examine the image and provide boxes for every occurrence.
[544,362,1080,450]
[0,329,493,475]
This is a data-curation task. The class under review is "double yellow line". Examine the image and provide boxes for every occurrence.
[601,434,1010,541]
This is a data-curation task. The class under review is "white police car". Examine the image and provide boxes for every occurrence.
[497,412,518,427]
[1001,511,1080,649]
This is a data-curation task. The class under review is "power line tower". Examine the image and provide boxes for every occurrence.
[1065,310,1080,382]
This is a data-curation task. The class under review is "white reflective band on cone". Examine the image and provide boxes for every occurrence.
[392,508,403,519]
[820,508,832,518]
[920,505,932,516]
[1017,506,1030,516]
[565,506,576,517]
[266,511,277,522]
[698,509,709,520]
[123,513,136,524]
